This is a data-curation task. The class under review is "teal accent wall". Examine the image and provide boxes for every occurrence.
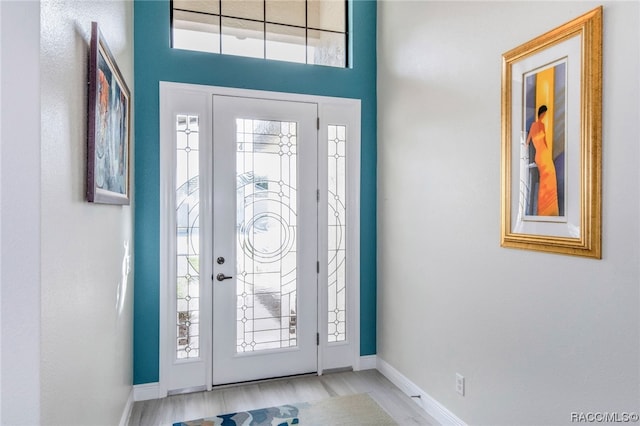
[133,0,377,384]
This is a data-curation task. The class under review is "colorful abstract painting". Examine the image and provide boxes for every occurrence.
[87,21,130,204]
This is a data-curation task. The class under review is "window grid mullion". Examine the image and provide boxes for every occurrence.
[172,8,346,35]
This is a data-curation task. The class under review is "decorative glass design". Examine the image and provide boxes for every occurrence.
[328,125,346,343]
[176,115,201,360]
[236,118,298,352]
[171,0,347,67]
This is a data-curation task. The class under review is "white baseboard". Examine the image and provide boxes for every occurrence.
[133,382,161,402]
[119,388,134,426]
[357,355,377,370]
[376,357,466,426]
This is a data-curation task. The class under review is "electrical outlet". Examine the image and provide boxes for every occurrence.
[456,373,465,396]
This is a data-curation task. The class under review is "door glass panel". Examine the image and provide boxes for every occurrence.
[236,118,298,353]
[176,115,201,359]
[328,125,346,342]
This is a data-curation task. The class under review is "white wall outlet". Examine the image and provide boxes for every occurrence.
[456,373,465,396]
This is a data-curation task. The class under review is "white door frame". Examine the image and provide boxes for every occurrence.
[159,82,361,395]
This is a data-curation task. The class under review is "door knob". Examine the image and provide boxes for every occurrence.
[216,273,233,281]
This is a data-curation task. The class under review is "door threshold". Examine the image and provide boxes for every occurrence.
[167,385,208,396]
[320,366,353,375]
[211,371,318,390]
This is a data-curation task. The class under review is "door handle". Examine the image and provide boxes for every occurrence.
[216,273,233,282]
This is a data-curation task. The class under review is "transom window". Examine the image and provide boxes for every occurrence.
[171,0,347,67]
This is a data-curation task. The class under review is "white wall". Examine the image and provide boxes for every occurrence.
[1,2,41,424]
[0,2,2,417]
[377,2,640,425]
[40,1,134,425]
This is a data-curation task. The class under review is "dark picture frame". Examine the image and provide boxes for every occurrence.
[87,21,131,205]
[501,7,602,258]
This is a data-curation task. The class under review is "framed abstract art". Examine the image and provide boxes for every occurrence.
[87,21,131,205]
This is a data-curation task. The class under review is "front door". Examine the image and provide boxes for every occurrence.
[160,84,360,395]
[211,96,318,385]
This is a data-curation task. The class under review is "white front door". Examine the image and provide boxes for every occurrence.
[211,96,318,385]
[160,83,361,395]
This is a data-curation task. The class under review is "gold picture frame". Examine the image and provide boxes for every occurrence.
[501,7,602,258]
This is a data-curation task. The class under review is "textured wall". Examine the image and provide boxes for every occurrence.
[377,2,639,424]
[40,1,134,424]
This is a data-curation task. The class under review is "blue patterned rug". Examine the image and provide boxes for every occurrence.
[174,393,397,426]
[176,404,300,426]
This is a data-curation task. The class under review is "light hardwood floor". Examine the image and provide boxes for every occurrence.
[128,369,439,425]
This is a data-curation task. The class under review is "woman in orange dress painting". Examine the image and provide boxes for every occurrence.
[526,105,559,216]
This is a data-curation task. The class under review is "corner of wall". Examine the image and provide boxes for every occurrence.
[0,1,42,424]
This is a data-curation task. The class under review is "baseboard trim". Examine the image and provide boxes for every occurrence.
[133,382,161,402]
[119,388,134,426]
[357,355,377,370]
[376,357,467,426]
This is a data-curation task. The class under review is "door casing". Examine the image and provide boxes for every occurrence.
[159,82,361,395]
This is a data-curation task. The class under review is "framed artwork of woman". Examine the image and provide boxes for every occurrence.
[501,7,602,258]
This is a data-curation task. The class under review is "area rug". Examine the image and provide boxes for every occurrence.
[173,393,398,426]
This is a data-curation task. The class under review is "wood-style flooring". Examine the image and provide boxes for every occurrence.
[128,369,439,426]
